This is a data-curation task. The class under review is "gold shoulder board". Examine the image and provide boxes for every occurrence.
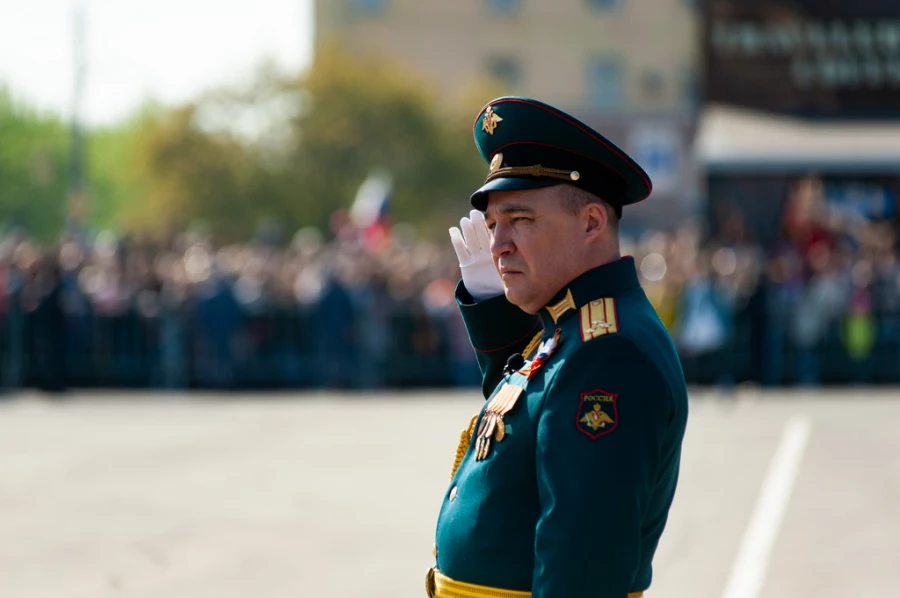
[580,298,619,342]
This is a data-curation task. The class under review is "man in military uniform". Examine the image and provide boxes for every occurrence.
[428,97,689,598]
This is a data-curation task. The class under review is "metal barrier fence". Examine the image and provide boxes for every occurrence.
[0,299,473,392]
[680,306,900,387]
[2,299,899,392]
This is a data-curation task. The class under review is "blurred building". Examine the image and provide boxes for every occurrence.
[314,0,702,230]
[697,0,900,248]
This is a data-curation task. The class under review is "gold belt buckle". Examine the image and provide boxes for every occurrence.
[425,567,436,598]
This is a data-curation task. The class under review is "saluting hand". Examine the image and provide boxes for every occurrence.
[449,209,504,301]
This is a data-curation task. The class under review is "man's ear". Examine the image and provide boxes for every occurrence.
[584,203,608,241]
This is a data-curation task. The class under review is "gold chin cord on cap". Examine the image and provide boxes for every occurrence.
[485,164,580,183]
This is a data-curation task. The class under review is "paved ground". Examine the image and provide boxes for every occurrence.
[1,387,898,598]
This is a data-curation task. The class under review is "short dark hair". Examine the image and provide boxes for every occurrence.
[558,184,619,233]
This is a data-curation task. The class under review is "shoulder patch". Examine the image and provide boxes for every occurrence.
[576,388,619,439]
[522,330,544,359]
[580,297,619,342]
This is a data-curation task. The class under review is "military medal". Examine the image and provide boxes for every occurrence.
[474,383,523,461]
[526,328,561,378]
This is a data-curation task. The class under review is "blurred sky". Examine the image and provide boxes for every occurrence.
[0,0,314,126]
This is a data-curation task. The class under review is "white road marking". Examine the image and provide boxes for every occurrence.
[721,414,812,598]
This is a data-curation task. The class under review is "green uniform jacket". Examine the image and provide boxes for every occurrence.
[432,257,688,597]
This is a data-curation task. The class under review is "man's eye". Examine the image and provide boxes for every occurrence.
[486,222,496,231]
[512,217,530,224]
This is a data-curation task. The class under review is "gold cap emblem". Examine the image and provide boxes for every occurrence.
[489,152,503,173]
[481,106,503,135]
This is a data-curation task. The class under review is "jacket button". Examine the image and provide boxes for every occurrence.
[449,486,458,501]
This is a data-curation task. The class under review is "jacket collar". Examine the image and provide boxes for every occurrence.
[539,256,640,330]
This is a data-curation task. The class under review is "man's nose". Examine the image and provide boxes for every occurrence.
[490,222,514,259]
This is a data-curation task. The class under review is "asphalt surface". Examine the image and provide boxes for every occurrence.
[1,387,898,598]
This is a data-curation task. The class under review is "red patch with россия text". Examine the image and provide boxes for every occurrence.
[576,388,618,439]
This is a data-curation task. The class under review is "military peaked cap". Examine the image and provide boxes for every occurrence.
[470,96,653,218]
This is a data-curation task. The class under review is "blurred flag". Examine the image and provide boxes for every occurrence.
[350,169,393,252]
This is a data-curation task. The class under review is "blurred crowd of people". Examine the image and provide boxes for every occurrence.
[2,177,899,393]
[649,176,900,388]
[0,220,479,392]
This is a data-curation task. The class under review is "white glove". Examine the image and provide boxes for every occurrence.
[449,209,504,301]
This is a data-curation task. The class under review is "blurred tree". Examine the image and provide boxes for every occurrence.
[87,101,162,232]
[119,47,491,242]
[0,88,69,241]
[122,103,260,241]
[281,45,486,234]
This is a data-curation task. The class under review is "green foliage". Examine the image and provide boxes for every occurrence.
[123,104,262,241]
[87,101,162,231]
[122,46,492,242]
[284,46,485,232]
[0,89,69,241]
[0,47,505,243]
